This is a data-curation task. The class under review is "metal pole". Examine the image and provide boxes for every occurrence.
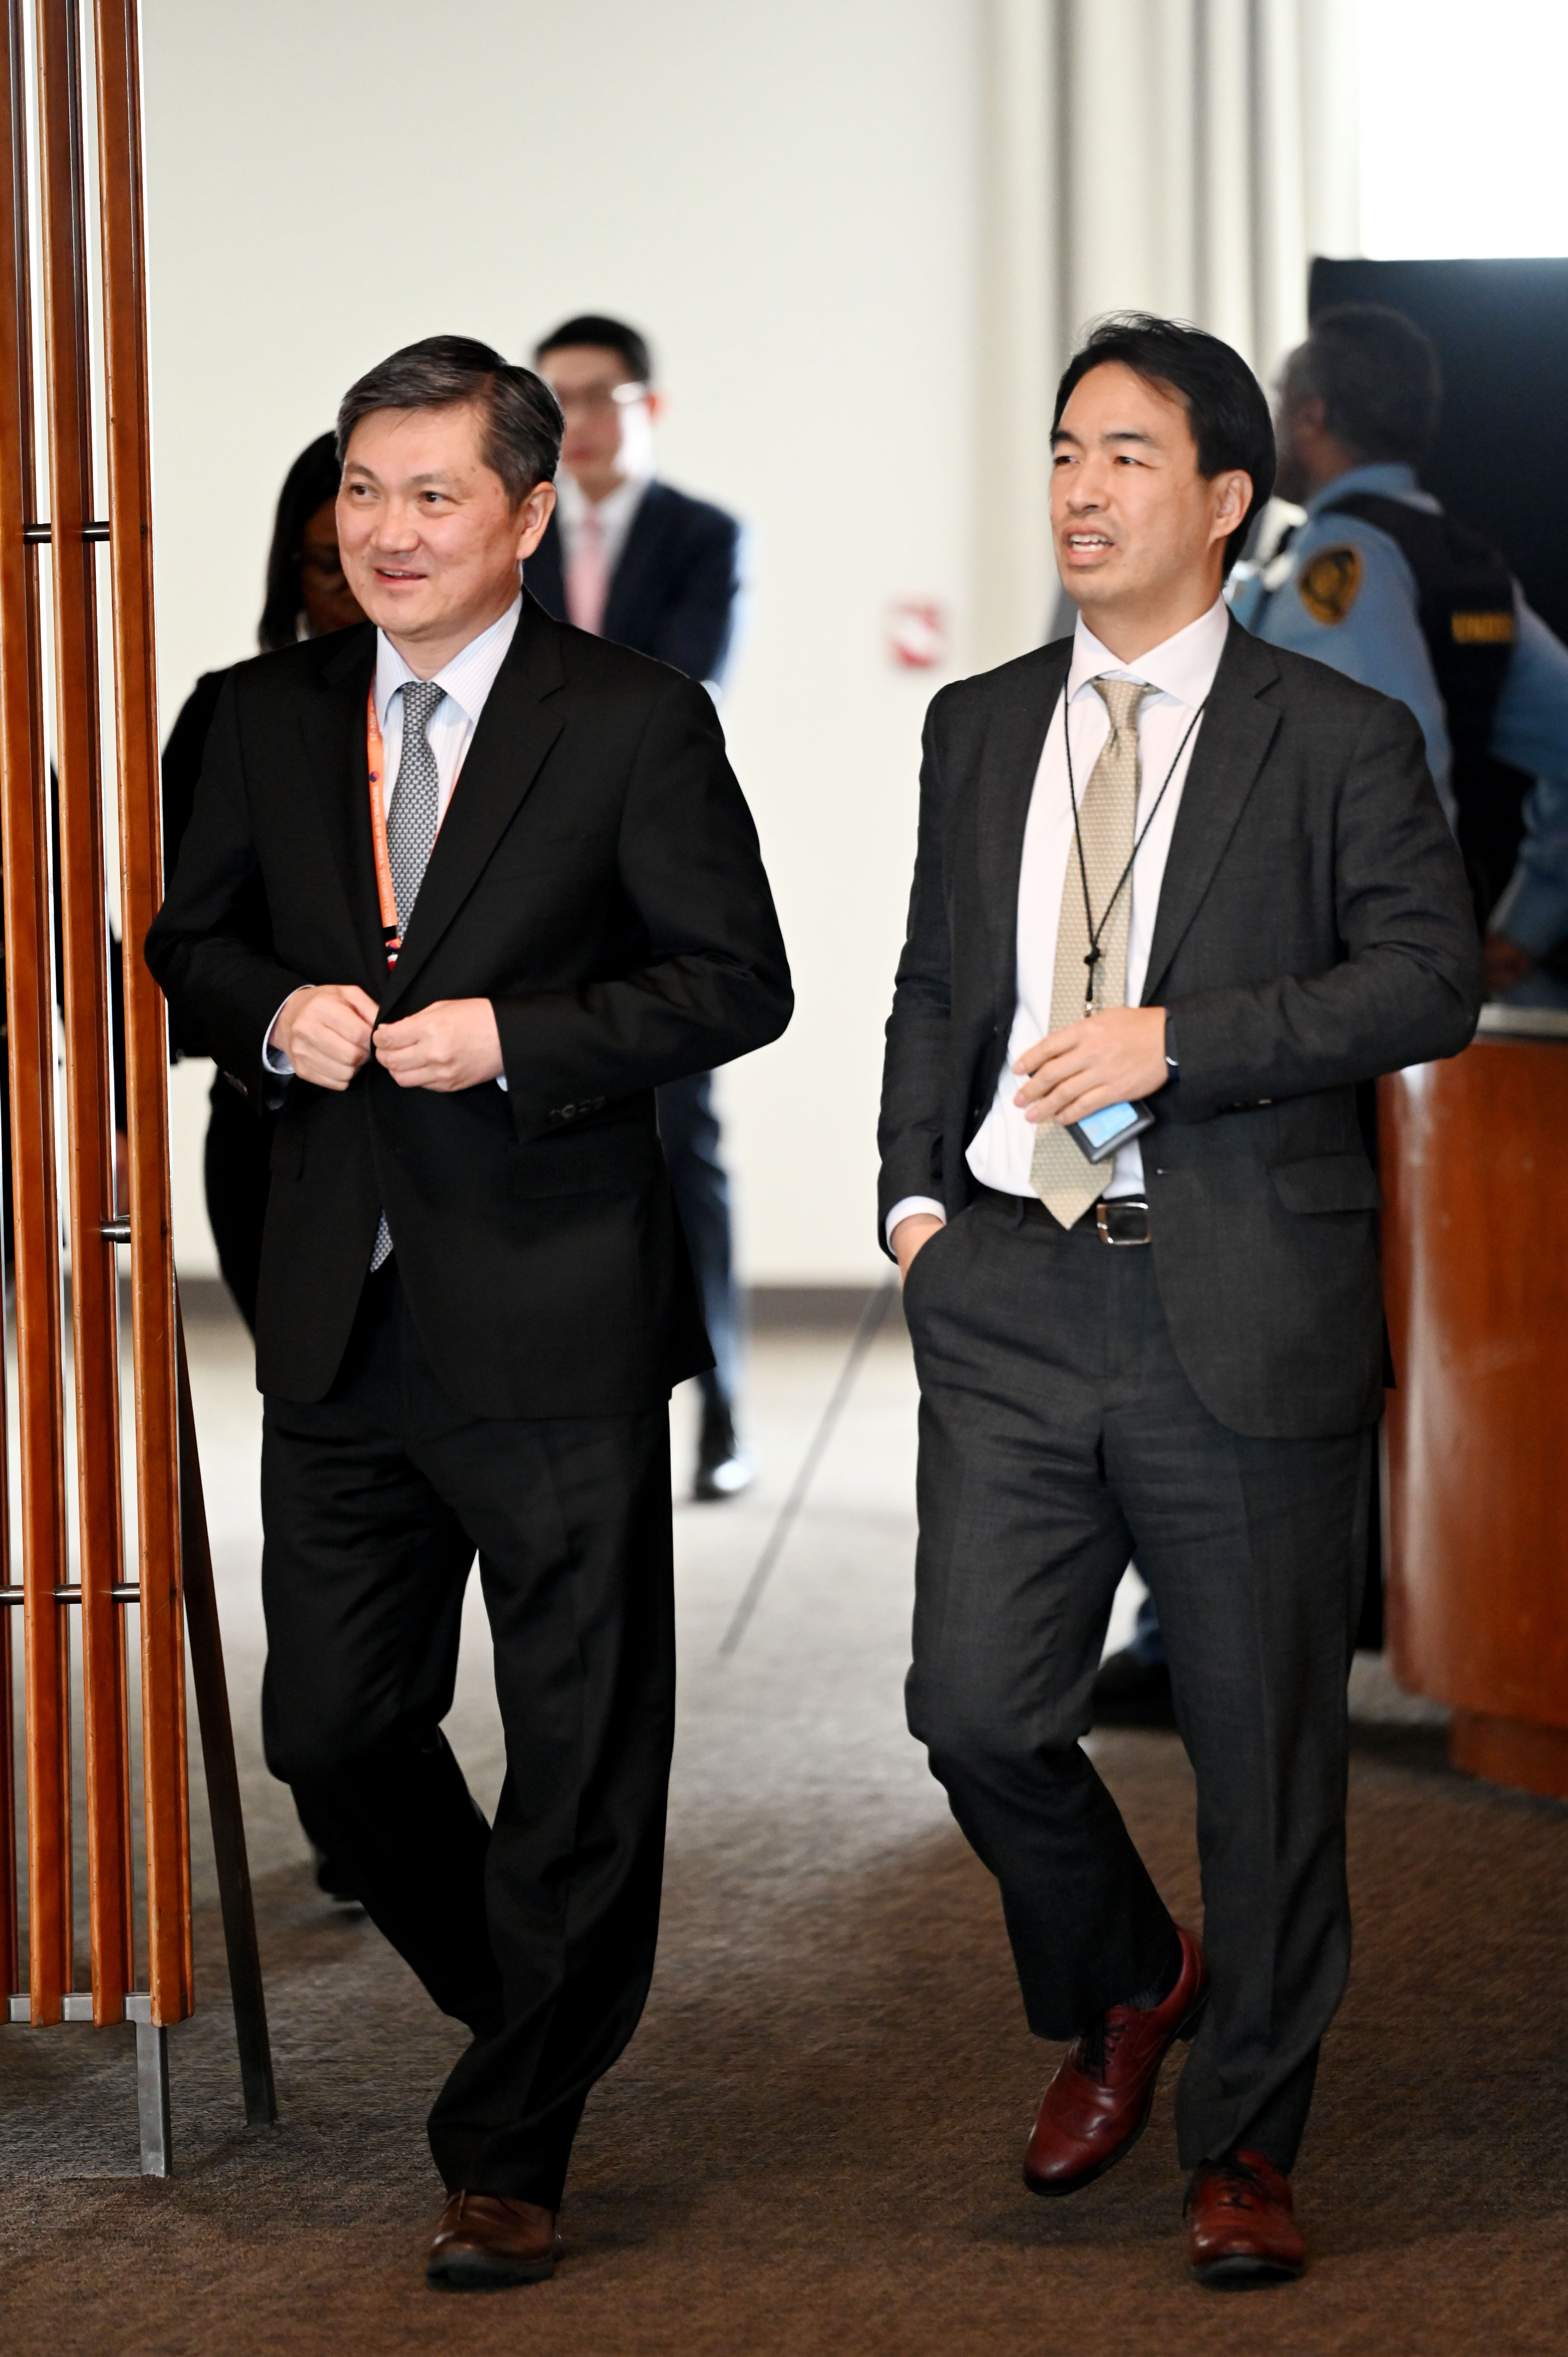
[719,1281,898,1658]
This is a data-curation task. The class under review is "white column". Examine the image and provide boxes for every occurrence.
[972,0,1059,666]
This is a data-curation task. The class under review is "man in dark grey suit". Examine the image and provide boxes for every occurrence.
[879,315,1479,2286]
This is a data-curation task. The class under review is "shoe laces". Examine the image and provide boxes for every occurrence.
[1186,2152,1271,2217]
[1077,2006,1131,2078]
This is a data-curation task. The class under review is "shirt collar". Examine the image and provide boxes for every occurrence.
[1067,594,1230,710]
[374,594,522,733]
[1305,460,1421,514]
[555,467,653,537]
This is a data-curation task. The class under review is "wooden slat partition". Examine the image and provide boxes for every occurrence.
[0,0,197,2057]
[95,0,189,2023]
[37,0,134,2028]
[0,1,270,2173]
[0,0,73,2031]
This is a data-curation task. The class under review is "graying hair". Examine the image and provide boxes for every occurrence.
[336,334,563,505]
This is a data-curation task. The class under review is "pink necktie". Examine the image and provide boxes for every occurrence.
[565,508,609,636]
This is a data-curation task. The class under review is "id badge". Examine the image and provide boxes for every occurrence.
[1067,1098,1156,1165]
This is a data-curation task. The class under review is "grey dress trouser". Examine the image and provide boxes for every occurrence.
[902,1188,1372,2174]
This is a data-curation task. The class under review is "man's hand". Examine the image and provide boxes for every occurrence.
[890,1212,944,1284]
[373,998,504,1092]
[1483,931,1535,997]
[272,984,379,1091]
[1014,1005,1168,1127]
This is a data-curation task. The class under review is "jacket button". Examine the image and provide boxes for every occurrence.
[560,1104,577,1120]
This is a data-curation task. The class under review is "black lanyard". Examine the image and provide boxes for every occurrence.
[1060,683,1207,1017]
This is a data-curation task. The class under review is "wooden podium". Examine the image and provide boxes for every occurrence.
[1380,1006,1568,1799]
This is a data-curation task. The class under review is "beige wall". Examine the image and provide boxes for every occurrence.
[143,0,982,1284]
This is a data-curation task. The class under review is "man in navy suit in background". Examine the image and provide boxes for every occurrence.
[528,315,750,1501]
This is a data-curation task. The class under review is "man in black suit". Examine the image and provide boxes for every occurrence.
[879,315,1478,2286]
[526,314,750,1500]
[147,336,790,2290]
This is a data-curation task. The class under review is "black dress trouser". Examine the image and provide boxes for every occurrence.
[260,1259,675,2207]
[655,1071,739,1420]
[902,1190,1372,2175]
[203,1075,274,1336]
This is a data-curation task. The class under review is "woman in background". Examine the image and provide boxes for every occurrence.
[161,432,363,1330]
[162,433,365,1904]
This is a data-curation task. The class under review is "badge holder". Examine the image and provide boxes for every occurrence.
[1067,1098,1156,1163]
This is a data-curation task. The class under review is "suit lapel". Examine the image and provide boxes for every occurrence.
[602,484,672,644]
[977,641,1071,1016]
[380,597,566,1012]
[1140,620,1281,1004]
[304,627,386,989]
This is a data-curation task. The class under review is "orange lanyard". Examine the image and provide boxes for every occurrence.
[366,690,402,966]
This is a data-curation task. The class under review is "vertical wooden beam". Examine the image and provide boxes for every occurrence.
[94,0,190,2023]
[34,0,132,2024]
[0,0,71,2027]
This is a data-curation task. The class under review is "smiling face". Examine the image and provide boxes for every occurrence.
[1050,361,1251,659]
[336,402,555,674]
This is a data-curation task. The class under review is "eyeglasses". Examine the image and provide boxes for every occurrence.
[549,381,649,418]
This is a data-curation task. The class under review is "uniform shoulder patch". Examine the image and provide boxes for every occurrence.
[1298,545,1363,626]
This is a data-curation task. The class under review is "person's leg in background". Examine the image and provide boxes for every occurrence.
[1092,1575,1176,1726]
[202,1072,275,1337]
[655,1069,750,1499]
[207,1071,361,1896]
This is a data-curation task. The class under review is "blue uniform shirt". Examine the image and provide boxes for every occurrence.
[1230,461,1568,961]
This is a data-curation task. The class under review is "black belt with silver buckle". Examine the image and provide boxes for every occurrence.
[1093,1198,1150,1246]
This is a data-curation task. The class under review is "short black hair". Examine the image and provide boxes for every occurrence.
[258,432,343,654]
[533,313,652,385]
[336,334,563,507]
[1283,304,1442,466]
[1052,313,1276,575]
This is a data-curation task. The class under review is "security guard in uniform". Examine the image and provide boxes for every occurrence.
[1096,302,1568,1723]
[1234,304,1568,928]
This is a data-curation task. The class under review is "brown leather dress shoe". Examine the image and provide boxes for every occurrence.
[1186,2149,1306,2287]
[426,2191,563,2290]
[1023,1925,1208,2196]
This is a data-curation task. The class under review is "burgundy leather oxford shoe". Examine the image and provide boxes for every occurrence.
[1186,2149,1306,2286]
[1023,1925,1208,2196]
[426,2191,563,2290]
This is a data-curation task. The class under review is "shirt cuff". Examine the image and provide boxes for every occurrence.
[263,991,302,1078]
[886,1195,946,1251]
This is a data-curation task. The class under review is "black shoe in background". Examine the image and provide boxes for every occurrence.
[694,1403,752,1502]
[1091,1647,1177,1728]
[312,1845,362,1905]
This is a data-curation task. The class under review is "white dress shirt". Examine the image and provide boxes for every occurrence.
[887,595,1230,1244]
[554,466,651,579]
[264,595,523,1076]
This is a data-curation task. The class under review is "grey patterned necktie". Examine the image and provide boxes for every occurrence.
[370,678,445,1271]
[386,678,445,932]
[1029,677,1151,1228]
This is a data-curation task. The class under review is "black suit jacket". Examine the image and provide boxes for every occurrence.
[146,595,791,1416]
[526,481,742,685]
[878,618,1482,1440]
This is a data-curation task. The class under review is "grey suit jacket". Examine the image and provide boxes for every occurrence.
[878,617,1482,1439]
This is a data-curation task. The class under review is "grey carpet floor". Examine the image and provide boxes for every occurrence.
[3,1306,1567,2354]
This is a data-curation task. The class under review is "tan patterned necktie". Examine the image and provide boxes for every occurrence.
[1029,677,1151,1227]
